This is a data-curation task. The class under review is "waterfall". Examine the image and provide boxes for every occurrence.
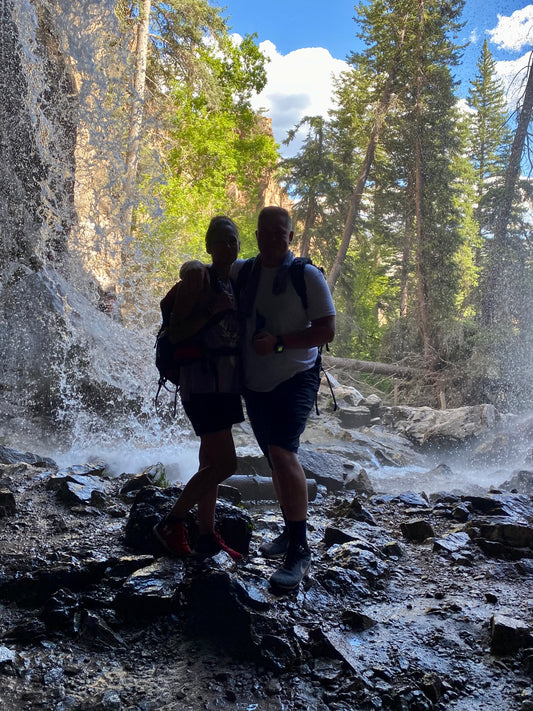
[0,0,197,477]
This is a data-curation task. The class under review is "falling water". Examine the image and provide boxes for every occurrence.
[0,0,199,479]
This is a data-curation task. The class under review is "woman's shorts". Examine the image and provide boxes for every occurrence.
[182,393,244,436]
[243,357,321,460]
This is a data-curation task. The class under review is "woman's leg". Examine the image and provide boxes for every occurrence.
[167,428,236,528]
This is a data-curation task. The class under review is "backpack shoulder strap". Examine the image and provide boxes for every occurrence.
[234,257,260,317]
[160,282,179,327]
[289,257,314,310]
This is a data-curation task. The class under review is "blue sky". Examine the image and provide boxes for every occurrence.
[216,1,533,154]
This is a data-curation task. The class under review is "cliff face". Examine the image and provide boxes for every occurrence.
[0,1,149,435]
[258,118,292,211]
[1,0,130,289]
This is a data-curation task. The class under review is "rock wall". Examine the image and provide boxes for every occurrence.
[0,0,151,436]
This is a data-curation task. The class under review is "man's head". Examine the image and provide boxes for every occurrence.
[256,206,294,267]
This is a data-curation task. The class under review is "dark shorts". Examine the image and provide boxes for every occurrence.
[243,356,321,463]
[182,393,244,436]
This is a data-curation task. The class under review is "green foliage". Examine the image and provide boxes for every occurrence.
[131,23,278,282]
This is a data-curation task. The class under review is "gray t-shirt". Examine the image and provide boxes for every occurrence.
[231,257,336,392]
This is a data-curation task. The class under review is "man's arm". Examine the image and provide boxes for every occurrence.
[252,315,335,356]
[179,260,210,291]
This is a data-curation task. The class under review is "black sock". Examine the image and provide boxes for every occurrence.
[286,519,309,551]
[281,507,288,531]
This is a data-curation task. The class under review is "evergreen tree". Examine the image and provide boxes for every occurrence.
[280,116,337,258]
[467,39,513,239]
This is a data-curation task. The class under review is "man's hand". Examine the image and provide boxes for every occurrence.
[252,331,277,355]
[180,260,209,291]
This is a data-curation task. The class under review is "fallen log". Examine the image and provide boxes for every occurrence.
[322,355,425,379]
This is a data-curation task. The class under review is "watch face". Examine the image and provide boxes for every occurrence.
[275,344,284,353]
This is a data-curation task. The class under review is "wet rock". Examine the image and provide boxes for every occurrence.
[182,567,302,670]
[0,645,16,669]
[433,531,471,556]
[40,588,79,633]
[396,491,431,507]
[0,488,17,516]
[216,483,242,504]
[114,558,186,620]
[0,445,56,468]
[314,565,370,598]
[48,468,110,507]
[299,447,354,492]
[329,497,376,525]
[384,404,498,447]
[337,405,372,429]
[451,503,471,522]
[500,470,533,495]
[92,689,122,710]
[324,526,359,548]
[235,454,271,478]
[341,609,377,631]
[490,614,533,655]
[2,619,47,643]
[344,468,375,496]
[326,541,388,582]
[0,559,109,606]
[465,517,533,560]
[124,485,184,554]
[400,519,435,542]
[103,554,156,581]
[77,610,125,648]
[119,462,166,495]
[381,540,405,558]
[462,492,533,518]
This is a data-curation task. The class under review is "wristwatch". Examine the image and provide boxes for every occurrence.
[273,335,285,354]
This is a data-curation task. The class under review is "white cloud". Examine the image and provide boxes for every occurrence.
[487,8,533,112]
[248,40,348,156]
[489,5,533,51]
[495,56,532,111]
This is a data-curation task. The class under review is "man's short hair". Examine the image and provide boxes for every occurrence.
[258,206,292,231]
[205,215,239,249]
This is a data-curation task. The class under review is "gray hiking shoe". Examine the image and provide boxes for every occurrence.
[259,528,289,558]
[269,544,311,591]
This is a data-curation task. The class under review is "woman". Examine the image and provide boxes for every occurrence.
[153,216,243,560]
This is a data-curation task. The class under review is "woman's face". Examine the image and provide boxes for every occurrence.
[207,222,240,268]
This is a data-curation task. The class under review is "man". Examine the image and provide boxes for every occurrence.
[235,206,335,590]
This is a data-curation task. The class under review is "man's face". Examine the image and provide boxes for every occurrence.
[256,214,293,267]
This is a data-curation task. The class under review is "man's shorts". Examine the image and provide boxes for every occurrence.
[243,356,321,462]
[182,393,244,436]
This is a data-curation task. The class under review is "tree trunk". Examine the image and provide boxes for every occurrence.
[481,52,533,326]
[414,0,431,363]
[326,16,408,294]
[322,355,424,378]
[399,214,413,318]
[122,0,151,237]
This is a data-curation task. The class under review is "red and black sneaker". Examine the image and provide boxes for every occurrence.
[153,517,192,557]
[193,531,243,562]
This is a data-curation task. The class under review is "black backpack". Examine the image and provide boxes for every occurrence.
[154,267,236,409]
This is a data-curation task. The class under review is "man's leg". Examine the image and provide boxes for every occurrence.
[269,446,308,521]
[268,445,312,590]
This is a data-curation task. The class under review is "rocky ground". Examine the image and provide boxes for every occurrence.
[1,392,533,711]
